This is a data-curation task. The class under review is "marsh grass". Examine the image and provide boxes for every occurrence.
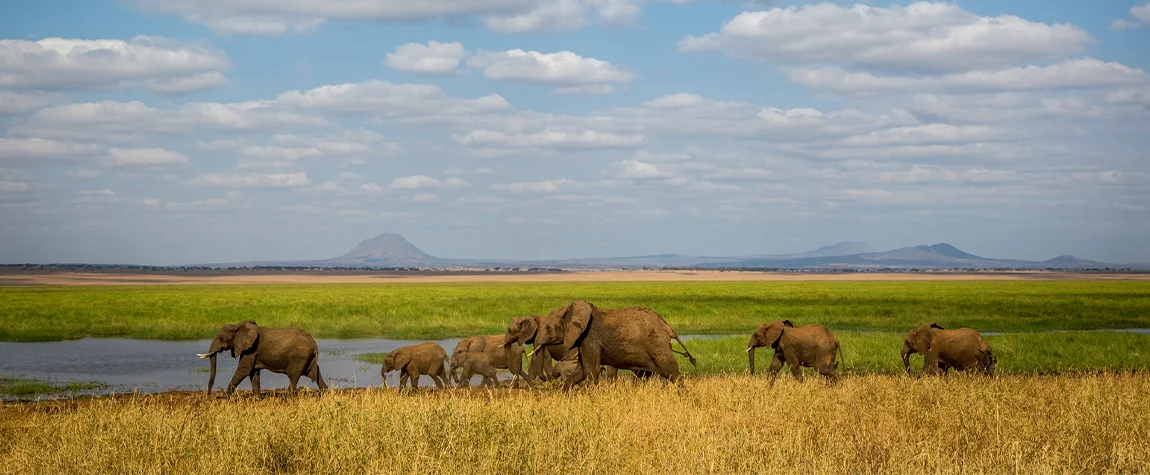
[0,376,107,397]
[2,281,1149,341]
[1,374,1147,473]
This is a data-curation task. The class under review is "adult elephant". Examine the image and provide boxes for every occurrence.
[503,314,639,385]
[448,334,525,386]
[902,323,996,375]
[382,342,449,389]
[531,300,697,389]
[197,320,328,396]
[747,320,840,382]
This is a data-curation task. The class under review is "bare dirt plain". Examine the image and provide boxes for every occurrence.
[1,269,1147,286]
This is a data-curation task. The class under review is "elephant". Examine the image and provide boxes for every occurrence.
[457,352,499,388]
[901,323,996,375]
[382,342,450,389]
[531,300,698,389]
[551,354,620,382]
[747,320,840,382]
[503,314,630,385]
[197,320,328,396]
[448,335,525,386]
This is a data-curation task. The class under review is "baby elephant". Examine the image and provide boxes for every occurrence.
[458,352,499,388]
[748,319,841,382]
[382,342,450,389]
[902,323,995,375]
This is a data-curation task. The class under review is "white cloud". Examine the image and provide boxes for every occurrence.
[389,175,470,190]
[410,193,439,202]
[0,36,228,94]
[384,41,465,76]
[185,172,309,188]
[0,92,67,115]
[81,189,116,196]
[360,183,384,193]
[553,84,615,95]
[132,0,548,35]
[104,147,190,168]
[1112,2,1150,30]
[0,181,29,193]
[0,137,103,162]
[789,59,1149,96]
[616,160,673,179]
[680,2,1092,74]
[840,124,1008,147]
[67,168,101,178]
[483,0,588,33]
[491,178,580,194]
[1107,87,1150,107]
[467,49,636,85]
[13,100,326,142]
[275,80,513,119]
[137,197,164,207]
[236,129,402,165]
[455,128,645,149]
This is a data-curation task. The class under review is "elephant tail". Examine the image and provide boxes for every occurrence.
[834,341,843,370]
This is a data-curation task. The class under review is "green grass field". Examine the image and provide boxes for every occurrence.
[2,280,1149,342]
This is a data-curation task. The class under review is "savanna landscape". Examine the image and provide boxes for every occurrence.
[2,273,1149,473]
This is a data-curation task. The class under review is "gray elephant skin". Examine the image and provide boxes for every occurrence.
[747,319,840,382]
[457,352,500,388]
[448,335,525,386]
[902,323,996,375]
[197,320,328,396]
[532,300,697,389]
[382,342,450,389]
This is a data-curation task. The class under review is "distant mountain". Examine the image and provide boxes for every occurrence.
[199,233,1146,271]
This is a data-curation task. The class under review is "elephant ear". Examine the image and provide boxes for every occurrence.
[929,322,944,330]
[394,352,411,371]
[563,301,593,351]
[915,324,935,352]
[518,316,539,344]
[782,319,794,328]
[764,322,786,349]
[233,321,259,356]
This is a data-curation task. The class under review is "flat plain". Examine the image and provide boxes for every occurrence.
[1,272,1148,473]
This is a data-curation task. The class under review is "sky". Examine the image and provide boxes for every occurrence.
[0,0,1148,265]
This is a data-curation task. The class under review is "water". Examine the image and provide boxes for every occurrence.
[0,337,470,400]
[3,329,1148,399]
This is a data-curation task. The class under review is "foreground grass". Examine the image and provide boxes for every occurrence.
[0,377,107,397]
[2,280,1149,341]
[1,374,1147,473]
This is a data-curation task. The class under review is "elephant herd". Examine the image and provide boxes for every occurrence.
[198,301,997,396]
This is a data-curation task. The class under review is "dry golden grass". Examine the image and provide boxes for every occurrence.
[2,374,1148,474]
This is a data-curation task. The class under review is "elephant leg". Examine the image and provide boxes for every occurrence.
[309,364,328,391]
[409,368,422,389]
[288,373,301,395]
[924,351,941,376]
[462,367,473,388]
[251,369,261,396]
[767,352,785,386]
[227,356,256,396]
[399,372,410,389]
[580,348,603,386]
[430,373,445,389]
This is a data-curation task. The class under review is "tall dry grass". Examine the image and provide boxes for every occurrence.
[2,374,1147,474]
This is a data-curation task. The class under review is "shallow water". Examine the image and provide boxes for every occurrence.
[0,337,470,400]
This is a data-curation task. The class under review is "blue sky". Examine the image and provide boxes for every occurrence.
[1,0,1148,265]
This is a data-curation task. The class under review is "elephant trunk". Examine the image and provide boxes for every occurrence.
[900,344,911,372]
[206,353,217,393]
[747,346,756,375]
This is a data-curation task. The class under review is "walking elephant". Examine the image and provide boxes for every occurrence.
[531,300,698,389]
[382,342,450,389]
[457,352,499,388]
[448,335,525,386]
[503,315,564,384]
[747,320,840,382]
[902,323,996,375]
[197,320,328,396]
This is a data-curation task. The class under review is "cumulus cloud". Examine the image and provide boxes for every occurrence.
[236,129,402,165]
[483,0,588,33]
[389,175,470,190]
[467,49,636,85]
[789,59,1149,96]
[454,128,645,150]
[103,148,190,168]
[616,160,673,179]
[384,41,466,76]
[0,92,67,115]
[0,137,103,162]
[490,178,581,194]
[1112,2,1150,30]
[680,2,1092,73]
[553,84,616,95]
[185,172,310,188]
[11,100,326,142]
[0,181,29,193]
[0,36,228,94]
[275,80,513,119]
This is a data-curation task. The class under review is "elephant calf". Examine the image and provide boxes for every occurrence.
[902,323,996,375]
[197,320,328,396]
[747,319,840,382]
[449,334,525,386]
[458,352,499,388]
[382,342,450,389]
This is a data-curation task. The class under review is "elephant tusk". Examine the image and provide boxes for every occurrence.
[496,343,507,348]
[196,353,210,359]
[530,346,544,356]
[746,347,754,352]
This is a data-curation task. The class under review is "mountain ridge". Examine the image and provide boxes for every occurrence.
[197,233,1143,270]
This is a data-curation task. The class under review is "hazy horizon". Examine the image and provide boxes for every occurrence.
[2,1,1148,265]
